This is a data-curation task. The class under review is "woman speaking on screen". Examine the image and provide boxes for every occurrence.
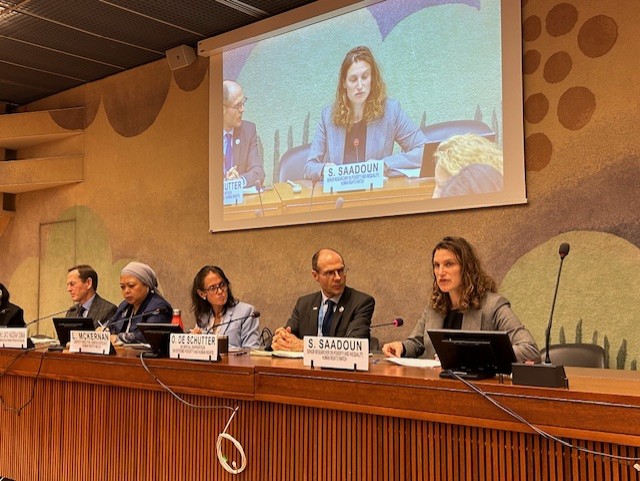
[304,46,426,180]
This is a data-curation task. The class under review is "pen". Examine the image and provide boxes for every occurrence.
[234,351,248,357]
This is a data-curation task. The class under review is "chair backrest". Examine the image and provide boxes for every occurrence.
[540,343,606,368]
[419,120,495,177]
[278,143,311,182]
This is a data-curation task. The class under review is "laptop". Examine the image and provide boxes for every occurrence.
[52,317,95,347]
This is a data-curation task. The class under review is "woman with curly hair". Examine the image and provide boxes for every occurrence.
[304,45,426,180]
[382,236,540,363]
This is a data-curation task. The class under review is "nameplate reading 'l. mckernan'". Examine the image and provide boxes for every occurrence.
[170,333,219,361]
[303,336,369,371]
[323,160,384,193]
[69,330,112,355]
[0,327,30,349]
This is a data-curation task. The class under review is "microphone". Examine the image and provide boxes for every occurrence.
[345,318,404,338]
[308,180,318,212]
[24,308,69,327]
[205,310,260,334]
[544,242,570,363]
[335,197,344,209]
[512,242,570,389]
[255,180,265,217]
[354,138,360,163]
[100,306,169,330]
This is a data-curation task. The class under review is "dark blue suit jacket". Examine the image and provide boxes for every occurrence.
[110,292,172,343]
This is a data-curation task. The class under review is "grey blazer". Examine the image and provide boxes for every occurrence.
[402,292,541,363]
[304,98,426,180]
[66,293,117,329]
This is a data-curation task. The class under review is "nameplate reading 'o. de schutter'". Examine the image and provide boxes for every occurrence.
[224,179,244,206]
[170,333,218,361]
[303,336,369,371]
[69,330,111,355]
[0,327,30,349]
[323,160,384,193]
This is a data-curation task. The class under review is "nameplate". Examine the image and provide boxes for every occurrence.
[0,327,30,349]
[224,179,244,206]
[323,160,384,193]
[169,333,218,361]
[69,330,112,355]
[303,336,369,371]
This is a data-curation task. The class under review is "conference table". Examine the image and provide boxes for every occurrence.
[1,346,639,480]
[222,177,436,221]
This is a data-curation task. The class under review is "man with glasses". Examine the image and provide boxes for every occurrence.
[271,248,375,351]
[222,80,265,187]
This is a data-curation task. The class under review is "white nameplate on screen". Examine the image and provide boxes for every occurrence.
[69,330,111,355]
[323,160,384,193]
[0,328,30,349]
[169,333,218,361]
[303,336,369,371]
[224,179,244,206]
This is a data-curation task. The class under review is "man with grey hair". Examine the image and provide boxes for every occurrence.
[222,79,265,187]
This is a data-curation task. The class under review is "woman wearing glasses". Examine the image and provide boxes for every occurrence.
[190,265,260,348]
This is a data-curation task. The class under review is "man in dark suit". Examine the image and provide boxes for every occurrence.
[65,265,117,329]
[271,248,375,351]
[222,80,265,188]
[0,282,25,327]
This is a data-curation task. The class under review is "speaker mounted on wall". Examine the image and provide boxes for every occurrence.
[166,44,196,70]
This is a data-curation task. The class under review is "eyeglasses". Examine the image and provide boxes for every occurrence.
[317,266,348,278]
[203,282,228,294]
[225,96,247,111]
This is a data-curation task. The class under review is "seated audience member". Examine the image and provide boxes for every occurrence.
[108,262,172,343]
[190,265,259,348]
[439,164,503,197]
[304,45,426,180]
[65,264,117,329]
[382,236,540,363]
[0,282,25,327]
[271,248,375,352]
[222,80,265,187]
[432,133,503,198]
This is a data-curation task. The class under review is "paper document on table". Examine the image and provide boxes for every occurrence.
[385,357,441,368]
[388,168,420,178]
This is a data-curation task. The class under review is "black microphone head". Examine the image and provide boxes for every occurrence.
[394,318,404,327]
[559,242,570,259]
[255,180,262,191]
[251,311,261,318]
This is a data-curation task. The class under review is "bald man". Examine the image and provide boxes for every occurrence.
[271,248,375,352]
[222,80,265,188]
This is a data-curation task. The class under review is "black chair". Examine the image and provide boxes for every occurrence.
[420,120,495,177]
[540,343,606,368]
[278,143,311,182]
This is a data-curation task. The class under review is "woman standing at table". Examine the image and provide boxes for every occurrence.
[109,262,172,343]
[382,236,540,363]
[304,45,426,180]
[0,282,25,327]
[190,265,260,349]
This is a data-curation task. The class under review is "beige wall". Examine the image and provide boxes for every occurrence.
[1,1,638,367]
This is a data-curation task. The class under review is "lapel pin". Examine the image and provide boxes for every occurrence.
[339,306,344,313]
[235,138,240,145]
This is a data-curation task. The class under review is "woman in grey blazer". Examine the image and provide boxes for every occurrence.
[382,236,540,363]
[304,45,426,180]
[190,266,259,349]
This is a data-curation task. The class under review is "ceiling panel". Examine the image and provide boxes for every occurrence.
[0,0,316,107]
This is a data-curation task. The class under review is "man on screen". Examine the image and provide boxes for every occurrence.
[65,264,117,329]
[271,248,375,352]
[222,80,265,188]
